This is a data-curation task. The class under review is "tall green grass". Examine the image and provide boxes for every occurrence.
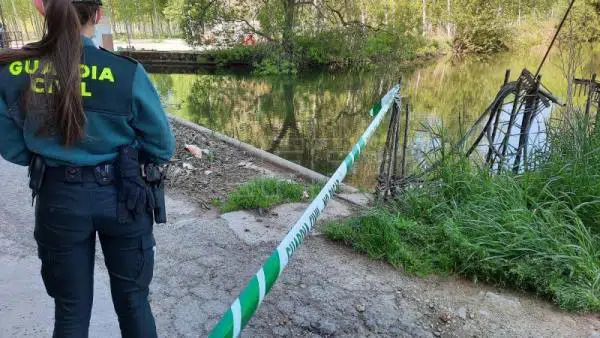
[325,110,600,311]
[221,178,322,212]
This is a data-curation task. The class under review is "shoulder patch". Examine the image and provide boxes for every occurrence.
[99,47,139,64]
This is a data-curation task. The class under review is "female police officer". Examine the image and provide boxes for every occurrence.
[0,0,175,337]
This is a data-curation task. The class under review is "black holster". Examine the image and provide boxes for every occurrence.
[144,163,167,224]
[28,155,46,206]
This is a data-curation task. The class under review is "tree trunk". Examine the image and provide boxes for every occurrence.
[166,20,172,37]
[125,21,132,47]
[30,18,37,36]
[108,0,118,36]
[22,20,30,40]
[0,2,6,31]
[314,0,324,32]
[150,12,156,38]
[17,2,31,42]
[35,13,43,36]
[446,0,452,37]
[422,0,427,36]
[27,4,40,37]
[384,5,389,25]
[152,0,161,38]
[8,0,20,43]
[9,0,22,36]
[282,0,295,60]
[269,81,299,154]
[145,18,150,37]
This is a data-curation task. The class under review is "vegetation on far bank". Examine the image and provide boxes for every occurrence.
[180,0,600,74]
[325,110,600,312]
[7,0,599,74]
[219,178,322,212]
[209,31,438,74]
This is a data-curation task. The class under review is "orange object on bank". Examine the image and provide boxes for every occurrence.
[243,33,256,46]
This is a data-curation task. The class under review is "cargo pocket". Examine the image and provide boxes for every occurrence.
[136,233,156,287]
[37,246,58,298]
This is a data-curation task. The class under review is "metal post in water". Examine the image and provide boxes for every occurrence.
[499,79,523,172]
[585,74,597,120]
[487,69,512,167]
[377,79,404,199]
[384,103,398,200]
[513,75,540,173]
[521,76,540,172]
[378,99,399,199]
[378,111,395,176]
[401,103,410,179]
[389,101,401,197]
[467,70,512,158]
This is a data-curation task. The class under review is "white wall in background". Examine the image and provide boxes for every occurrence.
[92,15,113,50]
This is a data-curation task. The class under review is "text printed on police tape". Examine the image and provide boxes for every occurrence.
[284,179,340,258]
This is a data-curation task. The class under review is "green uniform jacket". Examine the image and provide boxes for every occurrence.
[0,36,175,167]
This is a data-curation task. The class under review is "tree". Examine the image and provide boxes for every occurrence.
[557,0,600,114]
[179,0,398,64]
[452,0,510,55]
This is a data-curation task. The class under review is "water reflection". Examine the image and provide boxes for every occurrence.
[151,47,598,189]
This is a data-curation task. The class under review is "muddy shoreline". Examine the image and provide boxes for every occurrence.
[166,119,308,210]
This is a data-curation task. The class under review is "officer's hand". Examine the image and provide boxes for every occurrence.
[116,145,155,223]
[119,178,152,217]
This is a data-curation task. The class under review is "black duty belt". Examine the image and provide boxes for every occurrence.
[45,164,115,185]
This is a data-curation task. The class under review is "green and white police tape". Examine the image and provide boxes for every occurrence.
[210,84,402,338]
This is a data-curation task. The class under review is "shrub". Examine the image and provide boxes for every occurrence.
[452,0,511,55]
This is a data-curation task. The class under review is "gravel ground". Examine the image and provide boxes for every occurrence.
[167,119,303,210]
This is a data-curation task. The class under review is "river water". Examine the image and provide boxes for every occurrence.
[151,47,599,189]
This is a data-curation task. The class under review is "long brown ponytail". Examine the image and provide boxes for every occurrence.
[0,0,99,146]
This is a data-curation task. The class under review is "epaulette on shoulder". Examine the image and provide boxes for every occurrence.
[99,47,139,64]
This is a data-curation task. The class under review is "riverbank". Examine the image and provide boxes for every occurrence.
[113,15,560,76]
[116,29,441,75]
[325,110,600,312]
[166,118,316,210]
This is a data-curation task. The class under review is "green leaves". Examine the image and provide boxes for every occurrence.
[452,0,511,55]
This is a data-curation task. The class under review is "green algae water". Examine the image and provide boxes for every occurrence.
[151,47,599,189]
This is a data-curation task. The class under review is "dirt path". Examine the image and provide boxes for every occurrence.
[156,195,599,338]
